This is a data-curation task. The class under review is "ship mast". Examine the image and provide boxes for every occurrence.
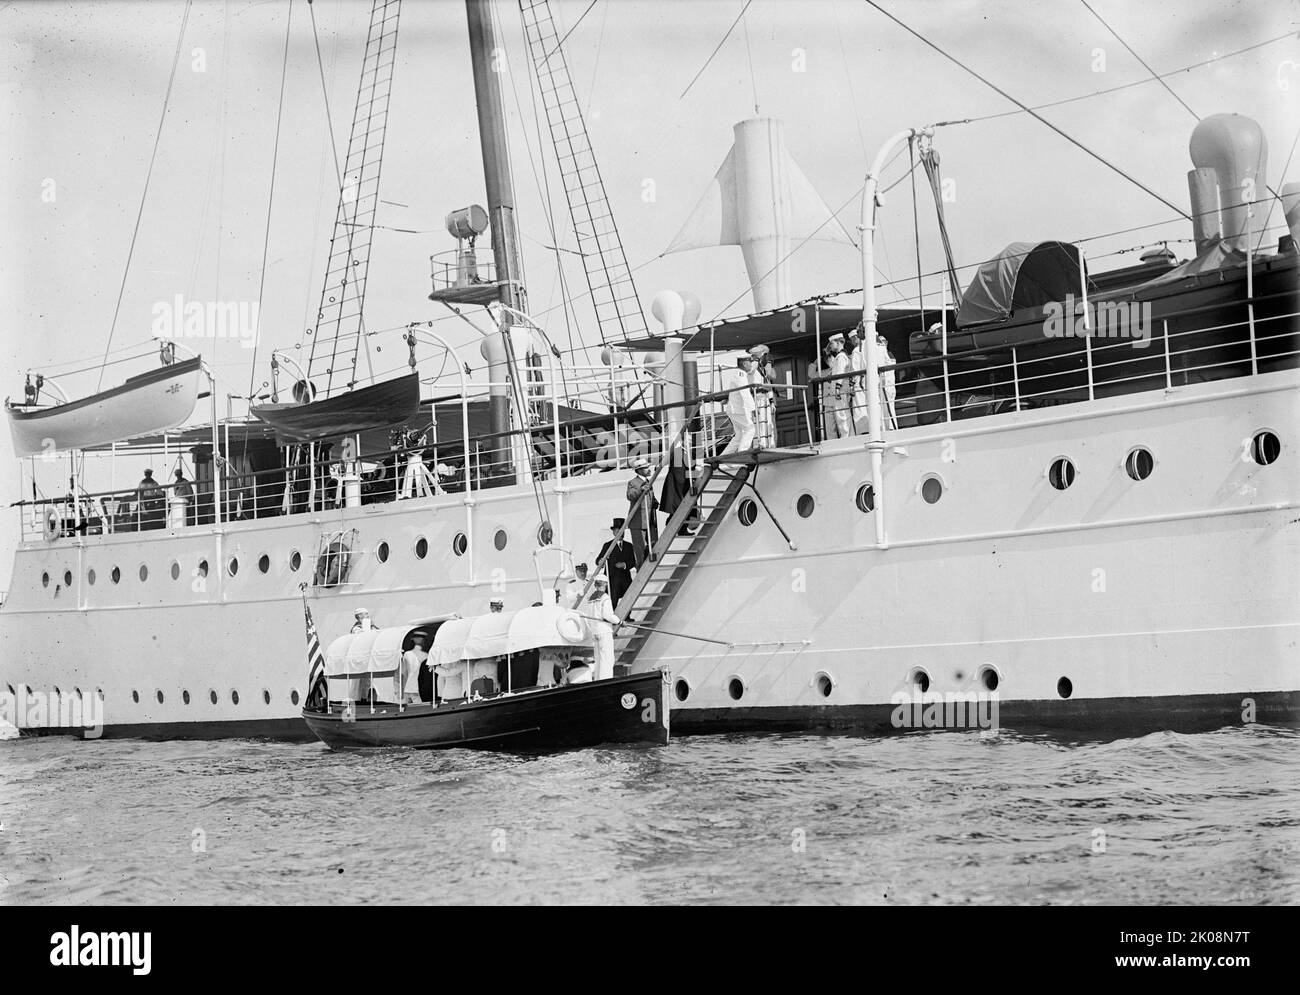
[465,0,527,443]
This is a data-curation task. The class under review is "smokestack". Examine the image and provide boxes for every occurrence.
[1187,114,1268,254]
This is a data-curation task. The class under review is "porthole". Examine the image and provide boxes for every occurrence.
[909,667,931,693]
[1124,447,1154,481]
[291,689,300,706]
[375,541,389,564]
[138,564,148,582]
[796,493,816,518]
[414,536,429,559]
[855,483,875,513]
[182,690,191,705]
[156,690,164,705]
[452,532,468,556]
[1057,676,1073,699]
[737,498,759,526]
[978,665,1000,692]
[537,521,553,546]
[63,569,73,587]
[921,475,943,504]
[727,677,745,701]
[87,568,96,586]
[231,689,240,705]
[170,561,180,580]
[494,529,508,551]
[814,672,834,698]
[197,559,208,578]
[41,572,49,588]
[131,690,139,704]
[262,689,271,705]
[258,554,270,573]
[209,689,218,705]
[227,557,239,577]
[111,566,121,584]
[1048,457,1076,490]
[674,679,690,702]
[289,550,302,572]
[1251,430,1281,466]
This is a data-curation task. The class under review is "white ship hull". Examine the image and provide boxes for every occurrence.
[2,371,1297,739]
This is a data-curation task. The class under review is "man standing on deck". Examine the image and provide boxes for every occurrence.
[626,457,659,568]
[351,608,376,634]
[721,354,758,457]
[581,574,619,681]
[826,333,852,438]
[137,469,164,530]
[846,329,869,434]
[598,519,633,607]
[170,468,195,527]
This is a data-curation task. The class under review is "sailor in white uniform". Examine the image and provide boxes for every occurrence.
[876,333,898,430]
[580,573,619,681]
[846,329,869,434]
[826,333,852,438]
[722,354,758,457]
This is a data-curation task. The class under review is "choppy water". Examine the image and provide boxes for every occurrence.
[1,725,1297,905]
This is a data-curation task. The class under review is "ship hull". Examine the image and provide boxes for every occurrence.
[2,370,1297,740]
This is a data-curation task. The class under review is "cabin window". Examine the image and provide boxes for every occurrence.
[262,690,271,705]
[375,541,389,564]
[63,569,72,587]
[796,493,816,518]
[1048,457,1076,490]
[170,561,180,581]
[131,690,139,703]
[1251,430,1281,466]
[156,690,164,704]
[452,532,468,556]
[414,537,429,560]
[1125,447,1154,481]
[111,566,121,584]
[909,667,931,693]
[1057,677,1073,699]
[920,475,944,504]
[494,529,508,551]
[209,689,218,705]
[737,498,758,526]
[814,672,834,697]
[258,554,271,573]
[855,483,875,513]
[88,569,96,585]
[978,665,1000,692]
[41,571,49,588]
[674,679,690,702]
[231,690,240,705]
[291,689,300,706]
[537,521,553,546]
[183,690,191,705]
[289,550,302,572]
[139,564,149,582]
[197,560,208,578]
[727,677,745,701]
[227,557,239,577]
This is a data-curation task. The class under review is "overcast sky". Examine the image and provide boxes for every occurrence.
[0,0,1295,585]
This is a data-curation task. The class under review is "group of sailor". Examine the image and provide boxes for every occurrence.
[811,328,898,439]
[721,344,777,457]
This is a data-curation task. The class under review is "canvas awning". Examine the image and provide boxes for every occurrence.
[429,607,590,667]
[959,241,1087,325]
[506,605,590,653]
[324,615,458,676]
[251,372,422,443]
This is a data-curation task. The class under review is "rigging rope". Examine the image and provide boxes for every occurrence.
[862,0,1191,221]
[1079,0,1198,121]
[247,0,294,398]
[679,0,754,100]
[96,0,192,391]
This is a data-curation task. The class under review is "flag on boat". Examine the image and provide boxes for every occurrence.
[301,589,328,710]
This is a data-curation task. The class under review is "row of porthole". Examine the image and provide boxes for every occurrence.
[6,684,300,707]
[732,431,1282,522]
[672,668,1075,703]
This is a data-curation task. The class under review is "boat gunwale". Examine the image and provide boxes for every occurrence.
[4,356,204,420]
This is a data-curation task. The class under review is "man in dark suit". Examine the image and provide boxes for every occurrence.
[598,518,634,607]
[626,457,658,568]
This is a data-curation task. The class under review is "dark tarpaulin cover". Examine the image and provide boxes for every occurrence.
[250,373,422,443]
[959,241,1086,325]
[1137,240,1246,289]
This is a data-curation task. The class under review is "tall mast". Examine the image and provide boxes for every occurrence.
[466,0,527,444]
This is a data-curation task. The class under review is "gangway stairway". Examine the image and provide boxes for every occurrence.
[610,463,751,672]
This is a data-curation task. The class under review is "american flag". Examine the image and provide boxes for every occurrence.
[301,588,328,710]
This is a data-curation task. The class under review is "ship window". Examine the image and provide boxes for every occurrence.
[1048,457,1076,490]
[414,536,429,559]
[111,566,121,584]
[855,483,875,513]
[183,690,191,705]
[64,569,73,587]
[909,667,931,693]
[291,689,300,706]
[814,672,834,698]
[727,677,745,701]
[921,476,943,504]
[131,690,139,704]
[978,665,1000,692]
[796,493,815,518]
[537,521,553,547]
[231,689,240,705]
[1125,447,1154,481]
[156,690,164,704]
[258,554,270,573]
[170,561,180,581]
[197,559,208,578]
[1057,676,1073,699]
[289,550,302,571]
[494,529,508,551]
[138,564,148,582]
[41,572,49,588]
[452,532,468,556]
[209,689,218,705]
[1251,430,1280,465]
[227,557,239,577]
[376,541,389,563]
[674,679,690,702]
[262,690,271,705]
[737,499,758,526]
[87,569,96,586]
